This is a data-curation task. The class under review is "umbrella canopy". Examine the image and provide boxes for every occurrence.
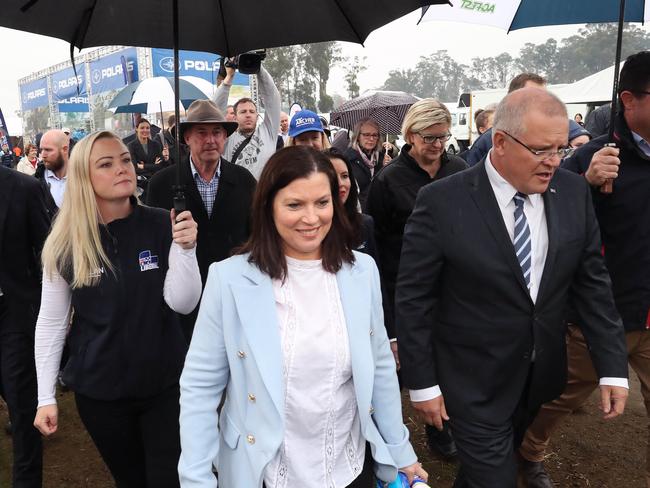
[420,1,648,31]
[3,1,446,56]
[108,76,211,114]
[330,91,421,135]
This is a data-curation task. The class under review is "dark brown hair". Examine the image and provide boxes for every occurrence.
[234,97,257,114]
[324,147,362,247]
[508,73,546,93]
[238,146,355,280]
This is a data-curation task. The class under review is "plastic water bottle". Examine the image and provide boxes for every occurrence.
[376,472,430,488]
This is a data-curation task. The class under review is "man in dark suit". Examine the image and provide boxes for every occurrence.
[0,166,52,487]
[396,87,629,487]
[147,100,256,340]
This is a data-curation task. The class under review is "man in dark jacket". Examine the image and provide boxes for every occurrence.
[147,100,256,340]
[518,50,650,488]
[0,166,52,487]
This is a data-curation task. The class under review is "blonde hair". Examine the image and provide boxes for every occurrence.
[401,98,451,138]
[42,130,132,288]
[284,133,331,149]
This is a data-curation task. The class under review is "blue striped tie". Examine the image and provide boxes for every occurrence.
[513,192,532,289]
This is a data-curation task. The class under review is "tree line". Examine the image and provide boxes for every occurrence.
[263,24,650,111]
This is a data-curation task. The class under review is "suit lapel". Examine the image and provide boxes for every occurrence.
[536,182,559,304]
[0,169,16,257]
[230,263,284,416]
[180,158,209,221]
[466,162,532,300]
[210,159,235,223]
[336,261,373,412]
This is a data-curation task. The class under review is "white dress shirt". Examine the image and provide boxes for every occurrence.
[265,257,364,488]
[44,169,67,208]
[409,151,627,403]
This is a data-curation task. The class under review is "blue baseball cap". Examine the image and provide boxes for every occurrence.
[568,119,591,143]
[288,110,324,137]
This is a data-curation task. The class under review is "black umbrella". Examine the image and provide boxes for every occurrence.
[3,0,447,209]
[330,91,420,135]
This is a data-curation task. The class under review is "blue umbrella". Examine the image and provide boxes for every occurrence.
[421,0,648,192]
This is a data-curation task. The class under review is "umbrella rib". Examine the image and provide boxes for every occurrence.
[332,0,364,45]
[217,0,232,57]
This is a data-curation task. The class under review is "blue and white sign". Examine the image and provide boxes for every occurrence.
[20,78,49,111]
[52,64,89,112]
[152,48,249,86]
[90,48,139,94]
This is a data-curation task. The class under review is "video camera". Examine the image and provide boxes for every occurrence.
[222,49,267,75]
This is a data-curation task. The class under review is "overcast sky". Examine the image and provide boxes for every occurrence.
[2,10,647,126]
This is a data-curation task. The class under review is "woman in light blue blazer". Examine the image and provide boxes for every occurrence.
[179,146,427,488]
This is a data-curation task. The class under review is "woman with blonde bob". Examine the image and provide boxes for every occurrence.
[365,98,467,459]
[33,130,202,487]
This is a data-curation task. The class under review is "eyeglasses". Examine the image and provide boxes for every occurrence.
[501,130,573,161]
[360,132,379,138]
[417,132,452,145]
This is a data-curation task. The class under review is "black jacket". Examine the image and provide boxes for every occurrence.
[344,146,384,210]
[127,138,167,179]
[0,167,51,331]
[62,204,187,400]
[146,157,256,286]
[33,163,59,217]
[396,162,627,423]
[365,146,467,338]
[562,112,650,332]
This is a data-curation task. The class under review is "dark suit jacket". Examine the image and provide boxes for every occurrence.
[395,161,628,425]
[127,138,166,179]
[0,167,52,331]
[146,156,256,285]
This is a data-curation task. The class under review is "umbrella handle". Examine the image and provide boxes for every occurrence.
[599,142,616,194]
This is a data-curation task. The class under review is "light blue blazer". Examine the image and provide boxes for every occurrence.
[178,252,417,487]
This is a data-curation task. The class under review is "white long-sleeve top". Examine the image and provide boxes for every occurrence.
[263,257,365,488]
[34,242,201,408]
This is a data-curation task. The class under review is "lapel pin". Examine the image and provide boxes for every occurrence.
[550,188,556,194]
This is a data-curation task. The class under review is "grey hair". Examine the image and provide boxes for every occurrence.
[493,89,567,138]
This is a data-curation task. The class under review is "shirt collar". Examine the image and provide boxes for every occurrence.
[485,150,542,208]
[45,168,66,181]
[631,131,650,157]
[189,155,220,183]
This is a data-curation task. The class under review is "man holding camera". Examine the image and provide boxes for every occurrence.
[213,59,281,180]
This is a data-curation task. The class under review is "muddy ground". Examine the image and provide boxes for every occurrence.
[0,373,645,487]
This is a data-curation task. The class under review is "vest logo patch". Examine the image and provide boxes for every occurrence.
[139,250,159,271]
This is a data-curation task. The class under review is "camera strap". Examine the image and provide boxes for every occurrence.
[230,134,254,164]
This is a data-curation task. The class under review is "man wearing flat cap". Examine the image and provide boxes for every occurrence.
[147,100,256,340]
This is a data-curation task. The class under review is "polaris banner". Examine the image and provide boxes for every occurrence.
[151,48,249,86]
[20,77,49,111]
[52,64,89,112]
[90,47,138,94]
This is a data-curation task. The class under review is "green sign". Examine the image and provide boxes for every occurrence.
[461,1,496,13]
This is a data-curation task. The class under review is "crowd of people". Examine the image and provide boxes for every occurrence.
[0,49,648,488]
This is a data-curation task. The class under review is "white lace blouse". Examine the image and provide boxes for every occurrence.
[263,257,365,488]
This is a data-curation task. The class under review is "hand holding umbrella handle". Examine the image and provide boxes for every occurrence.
[600,143,616,194]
